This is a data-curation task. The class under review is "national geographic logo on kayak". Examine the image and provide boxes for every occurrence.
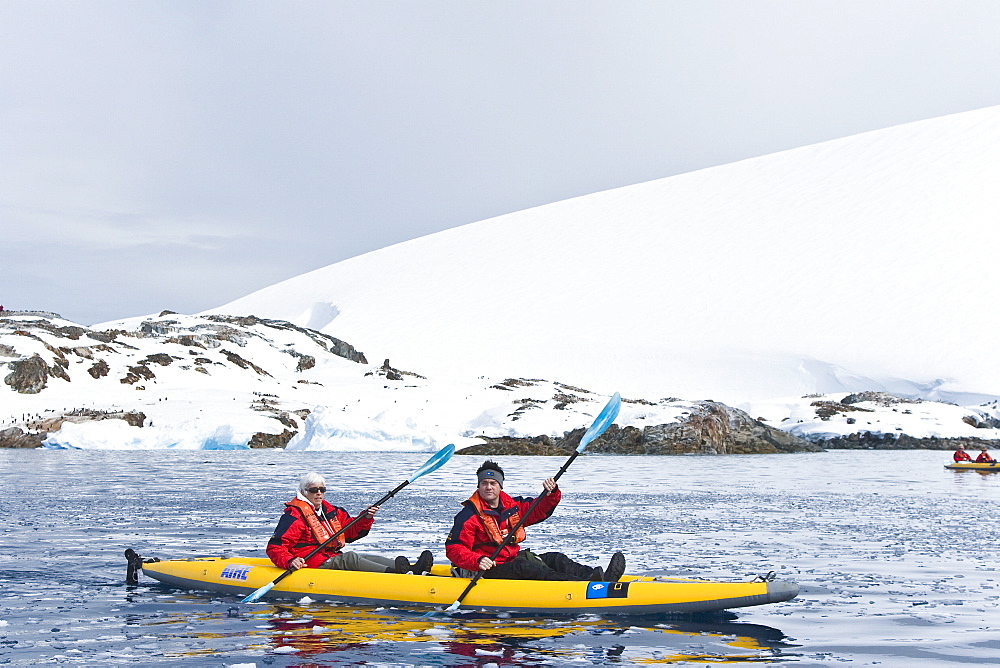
[586,581,630,599]
[220,564,253,581]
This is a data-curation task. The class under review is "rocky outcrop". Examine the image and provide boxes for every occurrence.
[4,354,51,393]
[221,349,271,376]
[88,359,110,379]
[26,410,147,432]
[366,359,427,382]
[841,391,920,407]
[457,401,820,456]
[248,429,297,449]
[0,427,45,448]
[205,315,368,364]
[456,434,575,456]
[0,410,147,448]
[813,432,1000,450]
[121,363,156,385]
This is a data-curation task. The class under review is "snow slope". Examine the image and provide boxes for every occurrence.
[207,105,1000,405]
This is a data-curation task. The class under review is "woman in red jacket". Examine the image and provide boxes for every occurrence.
[266,472,432,574]
[445,460,625,582]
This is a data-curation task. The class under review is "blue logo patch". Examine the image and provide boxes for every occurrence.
[220,564,253,581]
[586,581,630,599]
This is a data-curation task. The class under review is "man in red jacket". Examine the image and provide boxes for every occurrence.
[445,460,625,582]
[975,446,997,464]
[953,445,974,462]
[267,472,432,574]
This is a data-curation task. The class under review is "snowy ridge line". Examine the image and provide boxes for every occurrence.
[2,313,998,450]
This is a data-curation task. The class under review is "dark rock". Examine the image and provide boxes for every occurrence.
[4,354,49,393]
[205,315,368,364]
[813,432,1000,450]
[120,364,155,384]
[491,378,543,391]
[457,434,574,456]
[841,391,920,407]
[0,427,44,448]
[249,429,296,449]
[88,359,110,379]
[221,349,270,376]
[812,401,874,419]
[121,411,146,427]
[457,400,820,456]
[143,353,175,366]
[365,359,425,382]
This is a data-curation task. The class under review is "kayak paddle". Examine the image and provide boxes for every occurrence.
[435,392,621,615]
[242,443,455,603]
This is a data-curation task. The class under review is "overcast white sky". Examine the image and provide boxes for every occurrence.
[3,1,1000,325]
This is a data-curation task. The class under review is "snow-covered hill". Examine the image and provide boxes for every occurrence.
[207,105,1000,406]
[7,106,1000,451]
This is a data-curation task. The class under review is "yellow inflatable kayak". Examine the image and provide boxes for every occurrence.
[136,555,798,615]
[945,461,1000,471]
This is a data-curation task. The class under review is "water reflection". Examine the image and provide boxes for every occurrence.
[131,602,799,664]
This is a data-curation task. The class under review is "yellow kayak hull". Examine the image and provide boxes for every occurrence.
[141,557,798,614]
[945,462,1000,471]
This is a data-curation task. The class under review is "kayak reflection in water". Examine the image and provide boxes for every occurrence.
[445,460,626,582]
[267,471,432,574]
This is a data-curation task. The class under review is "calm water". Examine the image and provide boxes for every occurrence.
[1,449,998,666]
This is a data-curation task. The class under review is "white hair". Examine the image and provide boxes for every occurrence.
[298,471,326,493]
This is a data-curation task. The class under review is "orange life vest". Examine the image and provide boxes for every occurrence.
[467,491,525,547]
[286,498,345,551]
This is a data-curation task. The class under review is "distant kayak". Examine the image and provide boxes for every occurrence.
[135,555,798,615]
[945,462,1000,471]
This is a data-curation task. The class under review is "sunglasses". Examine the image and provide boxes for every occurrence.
[306,486,326,494]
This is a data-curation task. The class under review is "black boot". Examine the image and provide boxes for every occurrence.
[394,556,412,574]
[589,566,605,582]
[412,550,434,575]
[605,552,626,583]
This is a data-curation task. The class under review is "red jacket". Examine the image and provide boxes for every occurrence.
[266,499,374,569]
[976,452,996,463]
[445,488,561,571]
[954,450,973,462]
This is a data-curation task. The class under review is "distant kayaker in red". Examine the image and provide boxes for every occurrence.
[975,447,997,464]
[267,471,432,574]
[953,445,973,462]
[445,460,626,582]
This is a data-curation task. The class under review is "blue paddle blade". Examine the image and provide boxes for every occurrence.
[241,581,274,603]
[407,443,455,483]
[577,392,621,453]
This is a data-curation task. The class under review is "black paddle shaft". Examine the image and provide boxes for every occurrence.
[450,450,582,606]
[268,478,412,588]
